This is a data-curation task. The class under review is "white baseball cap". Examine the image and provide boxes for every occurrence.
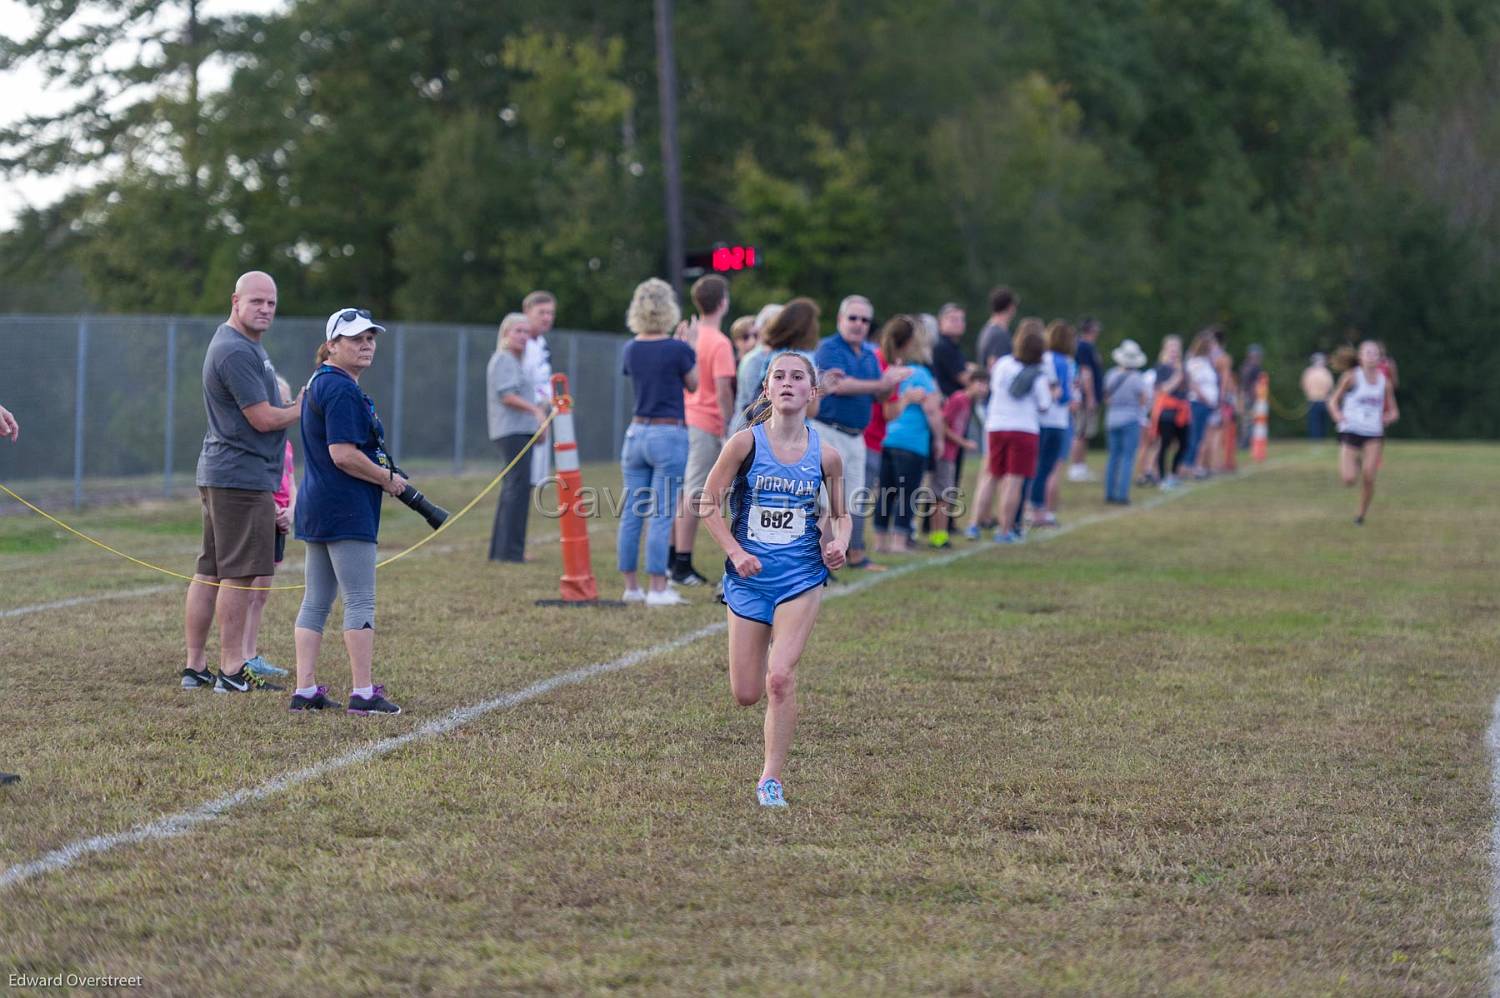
[325,307,386,341]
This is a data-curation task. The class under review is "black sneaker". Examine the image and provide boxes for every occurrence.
[670,565,710,587]
[347,684,401,716]
[0,772,19,786]
[214,665,284,693]
[289,685,342,711]
[180,667,215,689]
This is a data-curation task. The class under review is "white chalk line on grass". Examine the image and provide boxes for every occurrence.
[0,524,607,620]
[0,622,726,890]
[0,465,1276,891]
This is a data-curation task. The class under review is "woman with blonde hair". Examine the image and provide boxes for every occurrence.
[1148,334,1191,488]
[729,315,757,363]
[618,278,698,605]
[1184,329,1220,478]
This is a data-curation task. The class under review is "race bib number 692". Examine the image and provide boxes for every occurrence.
[748,504,806,545]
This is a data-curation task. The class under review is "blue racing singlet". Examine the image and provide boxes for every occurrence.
[723,424,828,618]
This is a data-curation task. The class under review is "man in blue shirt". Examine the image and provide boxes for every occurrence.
[811,294,909,569]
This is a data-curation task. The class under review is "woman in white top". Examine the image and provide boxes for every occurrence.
[1028,321,1079,528]
[1184,330,1220,477]
[1328,340,1398,524]
[970,319,1052,543]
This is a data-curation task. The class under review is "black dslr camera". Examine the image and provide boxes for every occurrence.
[385,460,449,530]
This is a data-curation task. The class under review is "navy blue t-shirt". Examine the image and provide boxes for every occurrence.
[622,337,696,419]
[295,365,384,543]
[1076,339,1103,406]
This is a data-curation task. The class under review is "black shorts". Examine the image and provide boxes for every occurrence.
[1338,432,1382,449]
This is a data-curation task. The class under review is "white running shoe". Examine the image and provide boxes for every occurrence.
[756,778,788,808]
[622,587,647,604]
[1066,463,1092,482]
[645,587,690,607]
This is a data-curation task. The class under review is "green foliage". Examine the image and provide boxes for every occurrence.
[0,0,1497,433]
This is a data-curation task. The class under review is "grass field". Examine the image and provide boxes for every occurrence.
[1,441,1496,994]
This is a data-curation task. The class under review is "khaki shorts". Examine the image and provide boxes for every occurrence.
[196,487,276,580]
[684,426,723,495]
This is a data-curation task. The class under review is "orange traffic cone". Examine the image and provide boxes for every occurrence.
[1251,372,1269,463]
[548,374,599,602]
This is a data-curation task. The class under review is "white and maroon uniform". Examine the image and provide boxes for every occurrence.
[1338,368,1386,438]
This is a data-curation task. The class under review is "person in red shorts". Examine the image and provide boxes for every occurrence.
[970,319,1052,543]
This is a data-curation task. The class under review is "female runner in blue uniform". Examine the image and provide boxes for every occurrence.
[697,352,851,808]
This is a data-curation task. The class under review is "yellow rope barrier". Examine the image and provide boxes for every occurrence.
[1266,394,1312,420]
[0,408,559,592]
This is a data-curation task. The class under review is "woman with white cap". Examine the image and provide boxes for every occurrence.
[288,308,407,715]
[1102,339,1152,505]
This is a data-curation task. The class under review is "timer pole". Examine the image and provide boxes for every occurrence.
[654,0,685,296]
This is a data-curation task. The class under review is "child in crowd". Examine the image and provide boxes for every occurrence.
[243,375,296,678]
[930,377,986,548]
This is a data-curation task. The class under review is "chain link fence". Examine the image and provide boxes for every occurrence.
[0,315,637,508]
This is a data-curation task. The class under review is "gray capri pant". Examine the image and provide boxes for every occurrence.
[295,540,378,633]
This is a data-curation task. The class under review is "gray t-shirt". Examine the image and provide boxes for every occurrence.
[487,348,540,439]
[730,345,769,434]
[196,322,285,491]
[977,321,1011,370]
[1102,367,1150,429]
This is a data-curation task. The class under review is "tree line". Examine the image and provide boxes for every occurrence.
[2,0,1498,437]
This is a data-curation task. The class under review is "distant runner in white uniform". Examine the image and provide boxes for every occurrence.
[1328,340,1399,525]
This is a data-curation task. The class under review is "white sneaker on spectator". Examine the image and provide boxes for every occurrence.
[622,587,647,604]
[646,587,690,607]
[1066,462,1092,482]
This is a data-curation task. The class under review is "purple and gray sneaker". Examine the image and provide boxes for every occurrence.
[347,684,402,716]
[289,685,342,712]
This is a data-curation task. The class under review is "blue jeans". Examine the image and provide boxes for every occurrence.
[1185,400,1214,466]
[617,424,688,576]
[1027,425,1071,507]
[1105,423,1141,502]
